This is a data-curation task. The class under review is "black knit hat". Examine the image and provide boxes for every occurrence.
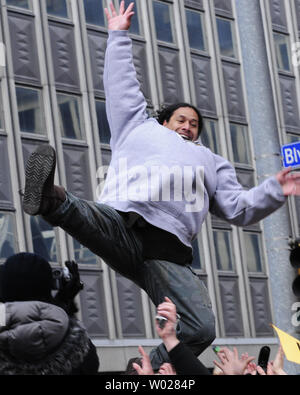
[0,252,53,303]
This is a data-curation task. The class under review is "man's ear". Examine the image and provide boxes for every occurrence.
[163,120,167,126]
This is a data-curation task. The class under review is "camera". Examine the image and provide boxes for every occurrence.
[52,266,71,291]
[155,315,168,329]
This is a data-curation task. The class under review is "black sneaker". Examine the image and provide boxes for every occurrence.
[23,144,65,216]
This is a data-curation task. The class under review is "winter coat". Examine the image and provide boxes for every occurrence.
[0,301,99,375]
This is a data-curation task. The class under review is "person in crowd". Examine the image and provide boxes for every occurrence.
[133,297,256,375]
[21,0,300,370]
[0,252,99,375]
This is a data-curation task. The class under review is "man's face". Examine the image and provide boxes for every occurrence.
[163,107,199,142]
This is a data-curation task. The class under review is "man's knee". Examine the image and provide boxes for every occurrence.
[182,313,216,355]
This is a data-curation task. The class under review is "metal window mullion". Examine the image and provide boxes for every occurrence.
[34,0,69,265]
[138,0,161,109]
[259,0,286,144]
[231,1,256,171]
[0,3,25,252]
[233,226,254,337]
[109,270,125,339]
[140,289,155,339]
[286,0,300,141]
[75,0,104,173]
[173,0,192,102]
[201,219,223,338]
[0,1,35,252]
[203,0,231,160]
[145,0,172,106]
[205,218,226,337]
[178,2,203,106]
[284,0,300,240]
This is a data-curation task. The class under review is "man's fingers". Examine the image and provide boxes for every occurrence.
[138,345,148,358]
[245,356,255,366]
[119,0,125,14]
[110,2,117,17]
[104,7,110,20]
[256,365,266,375]
[132,362,143,375]
[213,360,223,370]
[280,167,292,178]
[164,296,173,303]
[125,2,135,15]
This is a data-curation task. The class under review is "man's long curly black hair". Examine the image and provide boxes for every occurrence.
[155,102,203,138]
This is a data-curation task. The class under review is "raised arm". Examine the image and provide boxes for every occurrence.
[104,1,148,149]
[210,154,287,226]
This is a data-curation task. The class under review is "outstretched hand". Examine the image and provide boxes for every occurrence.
[276,167,300,196]
[132,346,154,375]
[104,1,135,31]
[213,347,255,375]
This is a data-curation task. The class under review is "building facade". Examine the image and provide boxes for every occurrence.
[0,0,299,373]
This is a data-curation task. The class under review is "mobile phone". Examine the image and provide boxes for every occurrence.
[257,346,271,373]
[155,315,168,329]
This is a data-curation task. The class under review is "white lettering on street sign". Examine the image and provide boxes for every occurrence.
[282,142,300,169]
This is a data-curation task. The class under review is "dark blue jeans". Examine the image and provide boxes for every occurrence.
[45,192,215,370]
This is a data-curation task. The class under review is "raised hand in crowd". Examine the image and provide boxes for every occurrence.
[213,347,255,375]
[158,363,177,375]
[155,296,179,352]
[132,346,154,375]
[256,345,287,375]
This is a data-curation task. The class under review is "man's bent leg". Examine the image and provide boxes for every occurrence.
[44,192,143,281]
[139,260,215,371]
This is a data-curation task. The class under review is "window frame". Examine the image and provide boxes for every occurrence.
[216,16,238,60]
[15,84,46,136]
[56,92,85,141]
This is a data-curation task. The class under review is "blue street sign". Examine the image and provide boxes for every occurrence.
[281,142,300,169]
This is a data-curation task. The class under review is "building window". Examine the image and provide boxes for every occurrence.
[186,9,206,51]
[273,33,291,72]
[57,93,83,140]
[16,86,45,135]
[96,100,111,145]
[153,1,174,43]
[216,17,237,58]
[230,123,251,165]
[46,0,69,18]
[6,0,30,9]
[244,232,263,273]
[201,120,221,155]
[30,216,58,263]
[213,229,235,271]
[73,239,97,265]
[191,238,202,269]
[286,133,300,144]
[0,213,17,260]
[83,0,106,27]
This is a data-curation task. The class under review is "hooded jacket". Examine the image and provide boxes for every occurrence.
[99,30,286,248]
[0,301,99,375]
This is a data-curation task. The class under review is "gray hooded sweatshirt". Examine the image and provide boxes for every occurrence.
[98,30,286,248]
